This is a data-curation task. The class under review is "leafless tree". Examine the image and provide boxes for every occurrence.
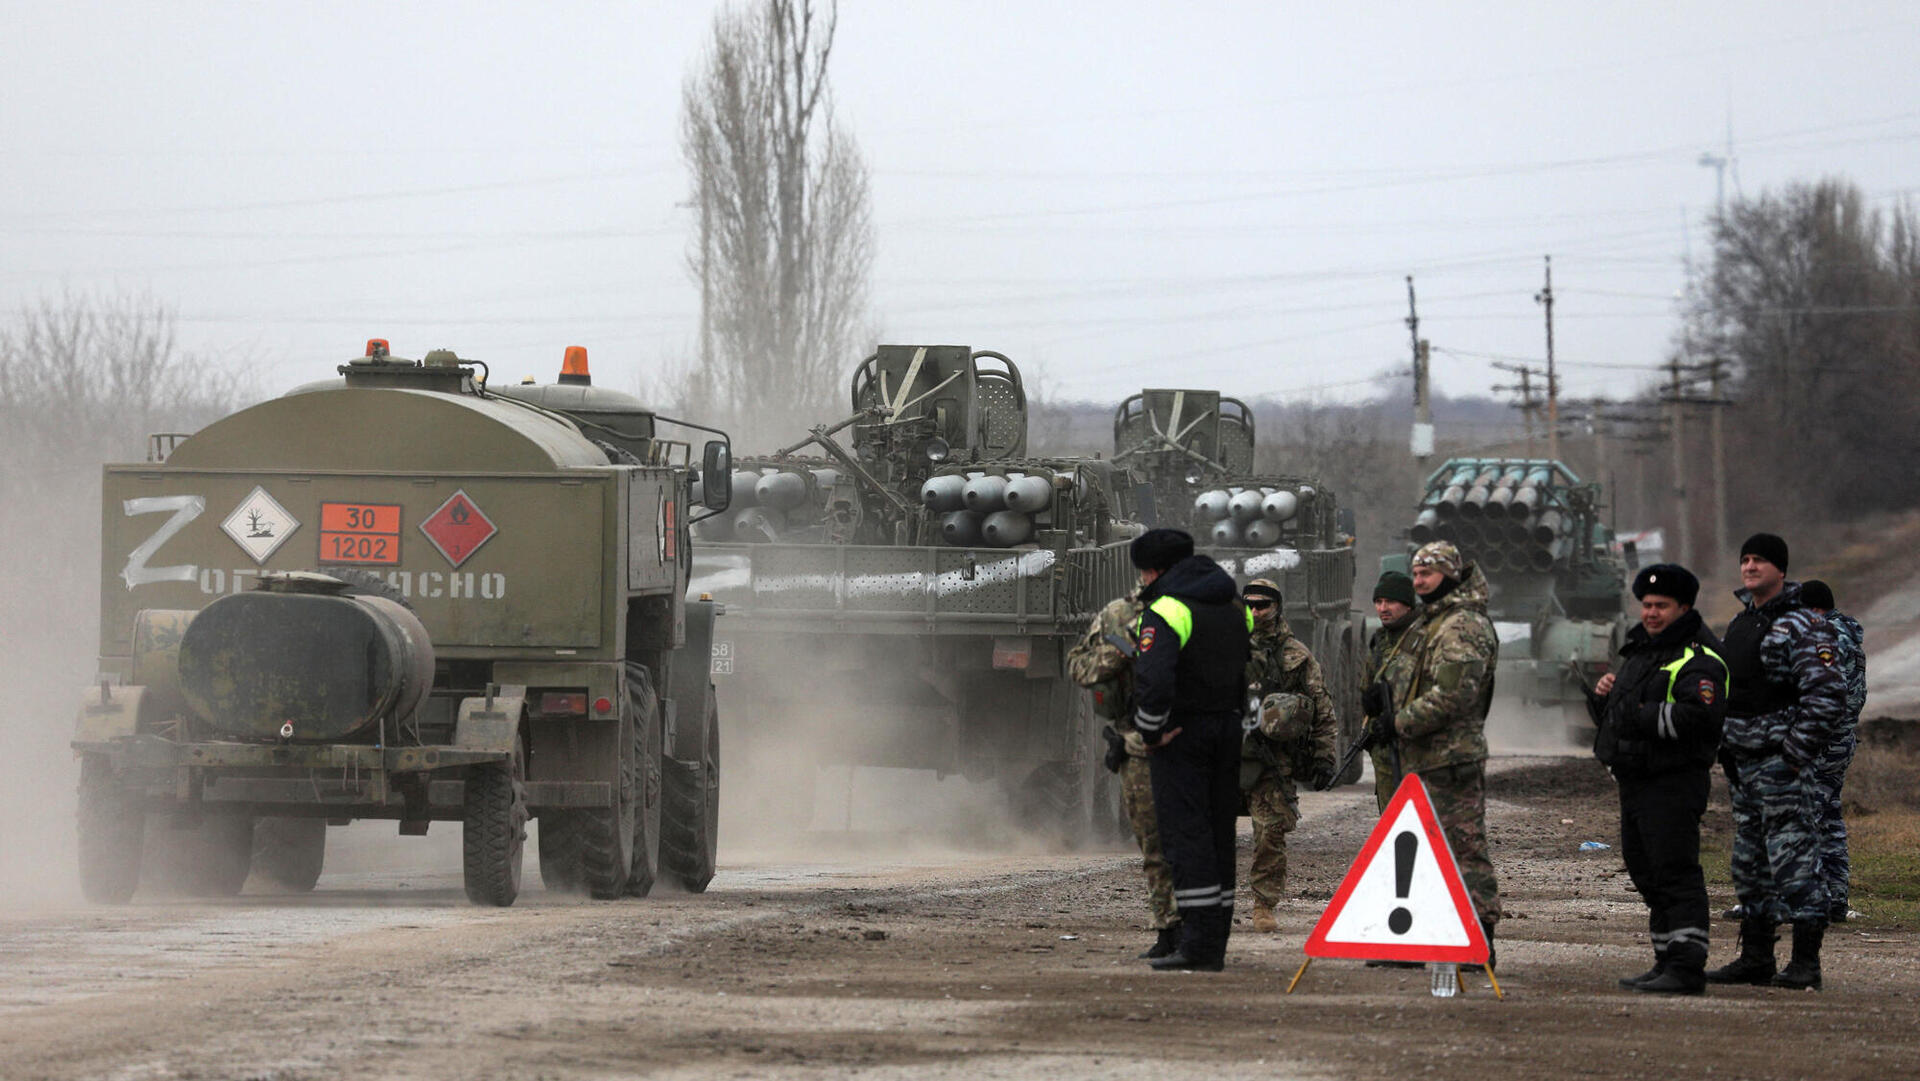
[679,0,874,442]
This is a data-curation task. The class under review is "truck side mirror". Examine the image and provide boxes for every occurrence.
[701,441,732,511]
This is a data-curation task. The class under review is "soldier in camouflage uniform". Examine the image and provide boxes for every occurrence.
[1707,534,1848,991]
[1067,590,1179,958]
[1397,541,1503,962]
[1239,579,1338,933]
[1361,571,1422,811]
[1799,580,1867,923]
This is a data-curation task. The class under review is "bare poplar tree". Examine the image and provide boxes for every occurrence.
[680,0,874,441]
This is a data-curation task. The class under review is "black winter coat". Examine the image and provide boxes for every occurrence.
[1132,555,1252,736]
[1587,609,1728,777]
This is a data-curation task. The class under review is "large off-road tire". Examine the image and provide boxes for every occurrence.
[624,663,663,898]
[462,753,527,907]
[252,817,326,892]
[537,811,587,894]
[661,694,720,892]
[76,756,144,904]
[191,816,257,897]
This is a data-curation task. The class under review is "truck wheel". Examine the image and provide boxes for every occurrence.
[188,816,257,897]
[463,754,527,907]
[1017,760,1088,850]
[537,811,587,894]
[76,756,144,904]
[624,663,663,898]
[662,695,720,892]
[581,671,646,899]
[252,817,326,892]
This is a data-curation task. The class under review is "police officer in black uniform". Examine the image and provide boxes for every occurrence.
[1130,528,1252,972]
[1588,563,1728,995]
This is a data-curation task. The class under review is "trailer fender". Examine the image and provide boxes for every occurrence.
[73,683,153,744]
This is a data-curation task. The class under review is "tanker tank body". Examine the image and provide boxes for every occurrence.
[72,341,733,907]
[688,345,1139,846]
[1387,456,1631,743]
[1113,388,1366,784]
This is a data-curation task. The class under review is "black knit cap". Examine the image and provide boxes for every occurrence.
[1130,528,1194,571]
[1801,579,1835,610]
[1740,532,1789,573]
[1372,571,1417,607]
[1632,562,1699,607]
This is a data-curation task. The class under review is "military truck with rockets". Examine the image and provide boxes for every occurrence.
[1112,388,1366,781]
[72,342,731,906]
[688,345,1138,840]
[1395,457,1630,736]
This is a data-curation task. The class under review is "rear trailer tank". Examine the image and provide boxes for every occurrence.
[74,343,730,906]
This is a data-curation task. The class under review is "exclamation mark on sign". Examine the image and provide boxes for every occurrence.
[1388,831,1417,934]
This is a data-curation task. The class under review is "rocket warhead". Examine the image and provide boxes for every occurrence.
[962,473,1009,512]
[1002,473,1054,512]
[1228,489,1265,524]
[941,509,983,546]
[981,510,1033,547]
[1261,489,1300,523]
[1193,489,1231,521]
[754,470,809,512]
[1243,519,1282,547]
[1210,518,1242,546]
[732,506,783,543]
[921,473,968,511]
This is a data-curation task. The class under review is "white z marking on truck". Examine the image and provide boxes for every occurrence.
[121,494,205,589]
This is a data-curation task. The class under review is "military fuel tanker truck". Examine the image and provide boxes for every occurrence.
[689,345,1138,841]
[1396,457,1631,738]
[72,342,731,906]
[1113,388,1366,782]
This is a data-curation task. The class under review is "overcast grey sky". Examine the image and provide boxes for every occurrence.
[4,2,1916,419]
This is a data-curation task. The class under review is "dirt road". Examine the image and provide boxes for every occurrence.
[5,757,1916,1081]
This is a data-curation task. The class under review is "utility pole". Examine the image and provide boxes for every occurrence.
[1534,255,1559,464]
[1407,276,1433,460]
[1493,361,1543,460]
[1665,357,1689,568]
[1706,356,1730,560]
[699,171,714,373]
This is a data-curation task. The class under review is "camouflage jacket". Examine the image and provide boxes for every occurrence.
[1829,609,1867,726]
[1245,622,1339,779]
[1725,604,1848,767]
[1067,591,1144,725]
[1395,564,1499,772]
[1363,610,1423,724]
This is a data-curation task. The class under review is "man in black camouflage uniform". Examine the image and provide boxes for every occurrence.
[1799,580,1867,923]
[1589,564,1727,995]
[1707,534,1848,991]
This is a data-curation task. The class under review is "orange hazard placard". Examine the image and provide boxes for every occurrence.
[1303,773,1489,965]
[319,502,401,565]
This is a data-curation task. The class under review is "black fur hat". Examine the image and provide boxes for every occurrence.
[1130,528,1194,571]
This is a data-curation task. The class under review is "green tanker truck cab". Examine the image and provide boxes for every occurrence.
[74,344,730,906]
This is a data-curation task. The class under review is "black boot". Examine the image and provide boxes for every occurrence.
[1480,918,1497,973]
[1772,923,1825,991]
[1618,950,1668,990]
[1150,908,1225,972]
[1635,944,1706,995]
[1138,924,1179,960]
[1704,916,1777,985]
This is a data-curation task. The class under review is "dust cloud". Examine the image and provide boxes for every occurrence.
[0,468,99,909]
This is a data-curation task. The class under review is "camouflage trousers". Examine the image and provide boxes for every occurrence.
[1369,746,1402,812]
[1727,752,1830,925]
[1244,775,1300,908]
[1415,760,1501,925]
[1812,734,1856,910]
[1120,754,1177,929]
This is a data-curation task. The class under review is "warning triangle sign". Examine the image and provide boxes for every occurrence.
[1304,773,1489,964]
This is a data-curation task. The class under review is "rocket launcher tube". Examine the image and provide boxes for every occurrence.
[921,473,968,512]
[981,510,1033,547]
[1261,490,1299,522]
[1002,474,1054,512]
[962,474,1009,512]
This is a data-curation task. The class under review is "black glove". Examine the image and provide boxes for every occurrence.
[1101,727,1127,774]
[1360,681,1388,718]
[1311,760,1337,791]
[1361,717,1393,751]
